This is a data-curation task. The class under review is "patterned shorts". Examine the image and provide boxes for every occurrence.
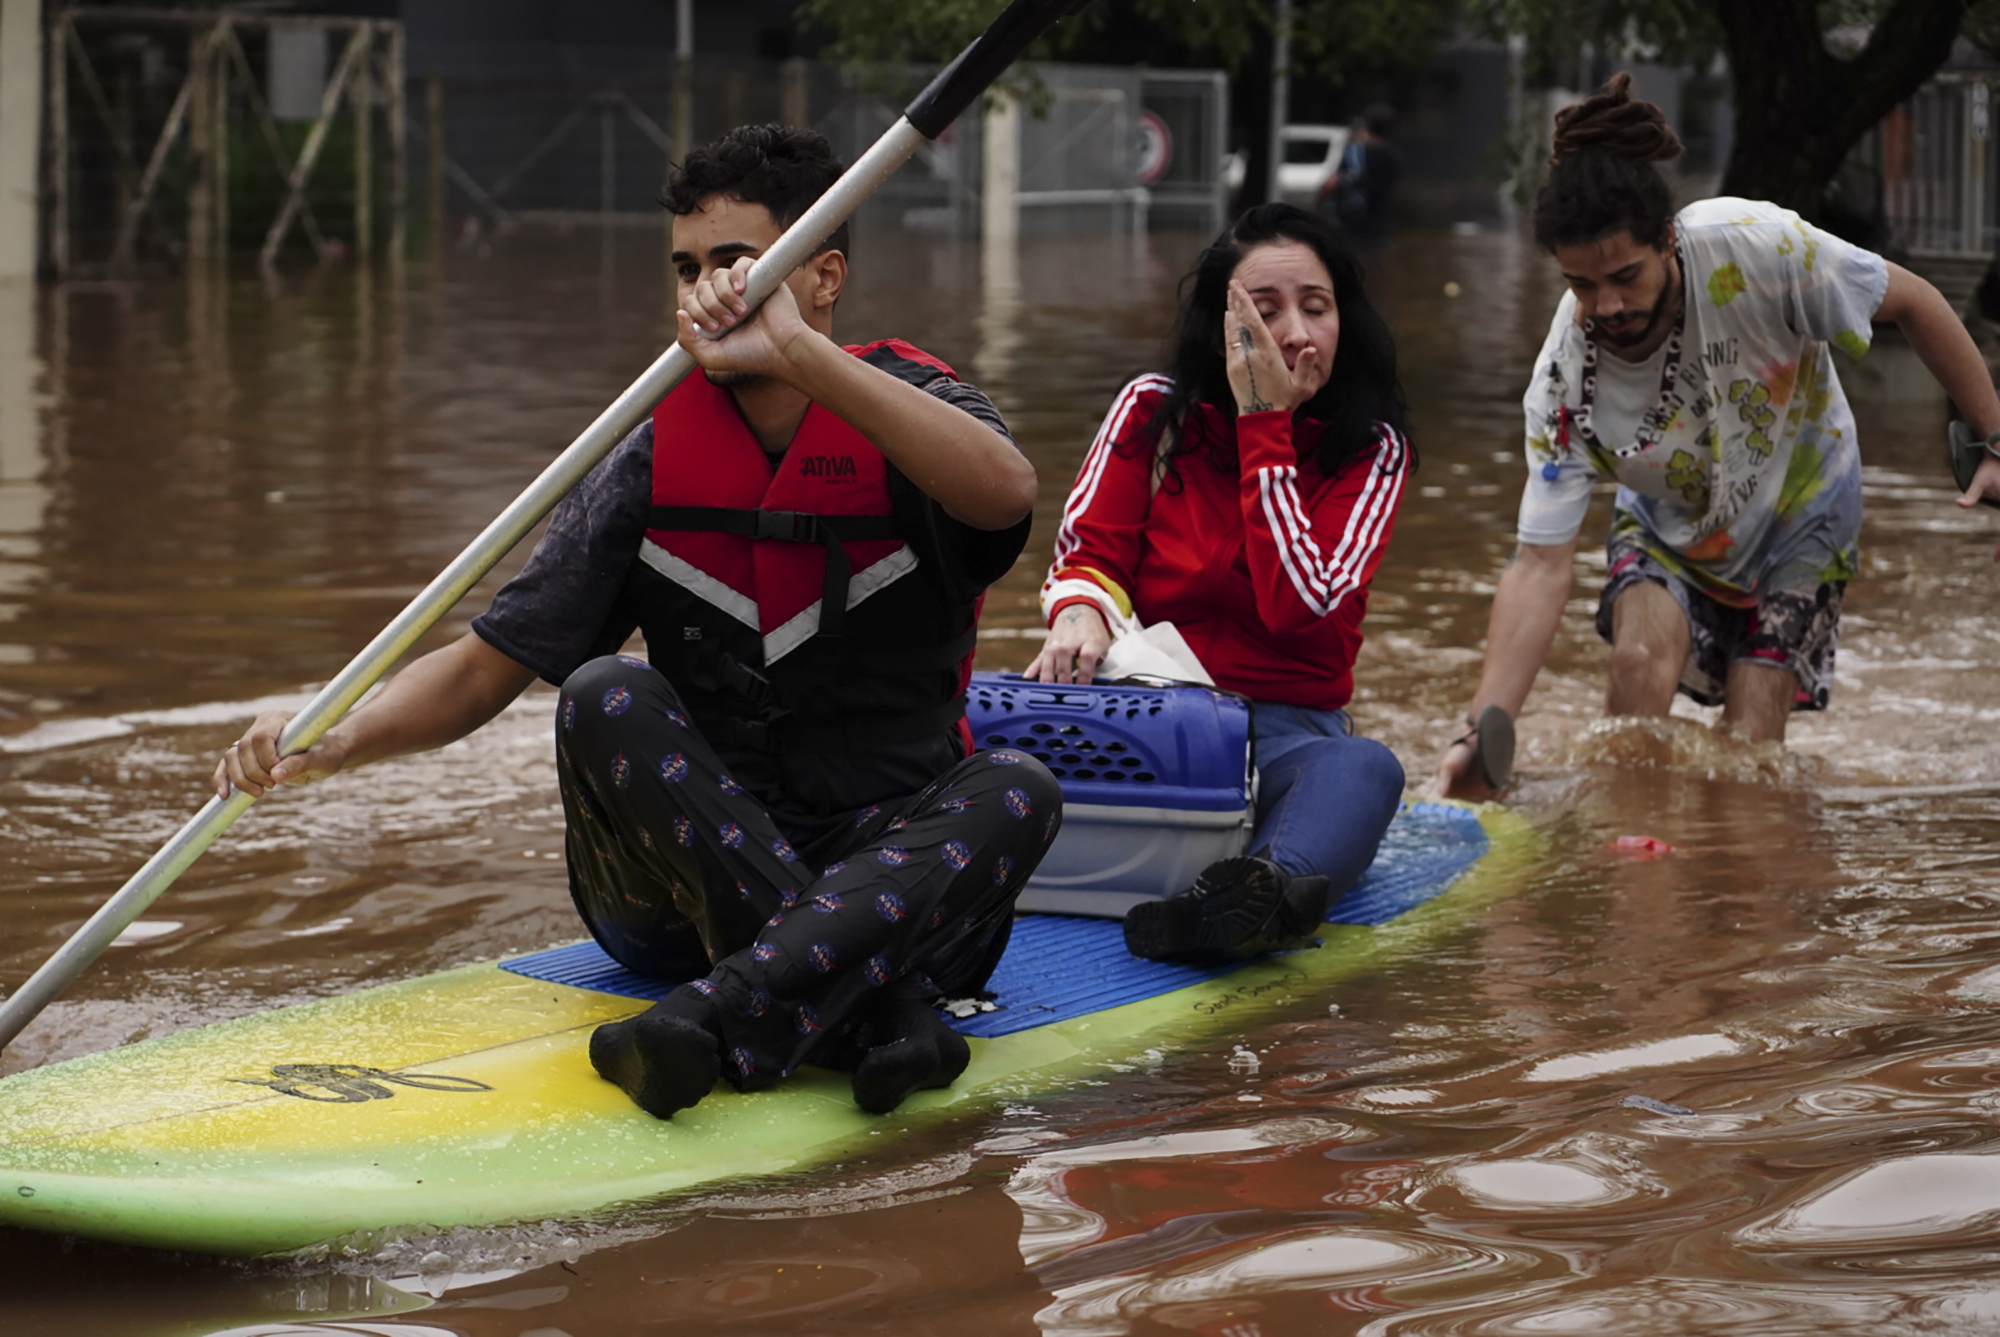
[1594,547,1846,712]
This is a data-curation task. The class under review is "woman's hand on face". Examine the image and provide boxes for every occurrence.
[1222,279,1326,417]
[1025,604,1113,685]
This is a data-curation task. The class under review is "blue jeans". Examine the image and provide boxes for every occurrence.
[1250,702,1404,894]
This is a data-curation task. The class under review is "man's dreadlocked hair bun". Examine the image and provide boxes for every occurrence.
[1533,72,1684,253]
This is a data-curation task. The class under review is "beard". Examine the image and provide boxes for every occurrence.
[1594,262,1678,350]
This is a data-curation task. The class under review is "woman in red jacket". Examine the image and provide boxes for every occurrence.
[1027,202,1412,964]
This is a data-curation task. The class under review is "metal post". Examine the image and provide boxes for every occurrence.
[49,10,69,278]
[425,73,444,252]
[600,97,616,220]
[671,0,694,163]
[213,24,230,260]
[0,0,44,278]
[1265,0,1291,205]
[188,28,215,267]
[352,22,374,262]
[782,57,809,129]
[386,23,406,268]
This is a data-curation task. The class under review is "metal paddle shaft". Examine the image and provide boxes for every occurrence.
[0,0,1085,1053]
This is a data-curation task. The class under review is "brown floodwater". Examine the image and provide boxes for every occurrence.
[3,215,2000,1336]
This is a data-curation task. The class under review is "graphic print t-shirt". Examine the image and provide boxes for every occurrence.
[1516,197,1889,604]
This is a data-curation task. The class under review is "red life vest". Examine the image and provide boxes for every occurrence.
[636,339,977,758]
[643,342,955,664]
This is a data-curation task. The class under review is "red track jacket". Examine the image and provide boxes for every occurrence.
[1041,375,1409,711]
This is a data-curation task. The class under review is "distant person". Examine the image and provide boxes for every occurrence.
[1026,203,1411,964]
[1318,103,1401,249]
[1431,74,2000,800]
[216,125,1061,1119]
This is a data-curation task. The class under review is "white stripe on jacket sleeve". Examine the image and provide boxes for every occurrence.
[1254,426,1408,617]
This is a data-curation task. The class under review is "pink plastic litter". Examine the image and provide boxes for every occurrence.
[1611,835,1676,858]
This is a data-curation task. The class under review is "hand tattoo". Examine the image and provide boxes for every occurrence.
[1243,362,1272,412]
[1235,322,1272,412]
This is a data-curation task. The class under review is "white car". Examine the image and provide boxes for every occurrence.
[1221,125,1351,205]
[1275,124,1350,204]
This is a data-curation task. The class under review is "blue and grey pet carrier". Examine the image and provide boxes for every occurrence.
[965,672,1254,917]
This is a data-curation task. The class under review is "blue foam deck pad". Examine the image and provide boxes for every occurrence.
[500,803,1491,1039]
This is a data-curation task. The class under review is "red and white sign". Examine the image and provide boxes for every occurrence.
[1135,109,1173,186]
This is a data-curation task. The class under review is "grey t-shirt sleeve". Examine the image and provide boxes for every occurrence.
[471,418,654,686]
[901,376,1032,592]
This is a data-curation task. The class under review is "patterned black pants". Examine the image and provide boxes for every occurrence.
[555,655,1062,1088]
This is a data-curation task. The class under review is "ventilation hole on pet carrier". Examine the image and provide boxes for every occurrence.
[1059,753,1083,765]
[1031,722,1053,734]
[1015,737,1038,748]
[1100,770,1124,782]
[1059,724,1083,735]
[1134,771,1157,782]
[1119,756,1141,768]
[1147,705,1162,715]
[1090,755,1112,766]
[984,735,1009,747]
[1048,767,1068,778]
[1072,769,1098,779]
[1105,741,1128,752]
[1032,751,1056,766]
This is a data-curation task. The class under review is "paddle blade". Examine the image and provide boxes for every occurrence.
[904,0,1090,139]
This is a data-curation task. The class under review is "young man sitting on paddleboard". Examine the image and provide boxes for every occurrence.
[1431,76,2000,798]
[215,124,1061,1119]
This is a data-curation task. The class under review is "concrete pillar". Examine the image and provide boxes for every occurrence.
[982,91,1019,251]
[0,0,46,278]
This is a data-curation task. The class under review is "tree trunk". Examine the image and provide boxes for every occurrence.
[1717,0,1967,219]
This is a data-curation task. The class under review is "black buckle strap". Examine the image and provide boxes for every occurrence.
[650,505,903,639]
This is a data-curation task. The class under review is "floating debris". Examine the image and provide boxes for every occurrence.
[1620,1094,1696,1117]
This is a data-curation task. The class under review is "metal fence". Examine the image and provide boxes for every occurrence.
[43,18,1230,273]
[1875,75,1995,257]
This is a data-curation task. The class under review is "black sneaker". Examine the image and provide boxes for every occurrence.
[1122,856,1333,965]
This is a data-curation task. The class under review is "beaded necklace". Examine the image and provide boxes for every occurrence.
[1573,249,1688,461]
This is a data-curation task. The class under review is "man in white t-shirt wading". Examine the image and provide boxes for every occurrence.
[1433,75,2000,798]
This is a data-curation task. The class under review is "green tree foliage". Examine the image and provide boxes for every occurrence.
[795,0,1451,86]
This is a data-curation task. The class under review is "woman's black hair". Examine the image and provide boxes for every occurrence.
[1531,72,1684,253]
[1138,201,1411,482]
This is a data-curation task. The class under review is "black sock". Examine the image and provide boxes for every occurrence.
[851,996,971,1115]
[588,985,723,1119]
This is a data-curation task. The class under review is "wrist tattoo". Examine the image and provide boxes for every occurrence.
[1241,340,1273,413]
